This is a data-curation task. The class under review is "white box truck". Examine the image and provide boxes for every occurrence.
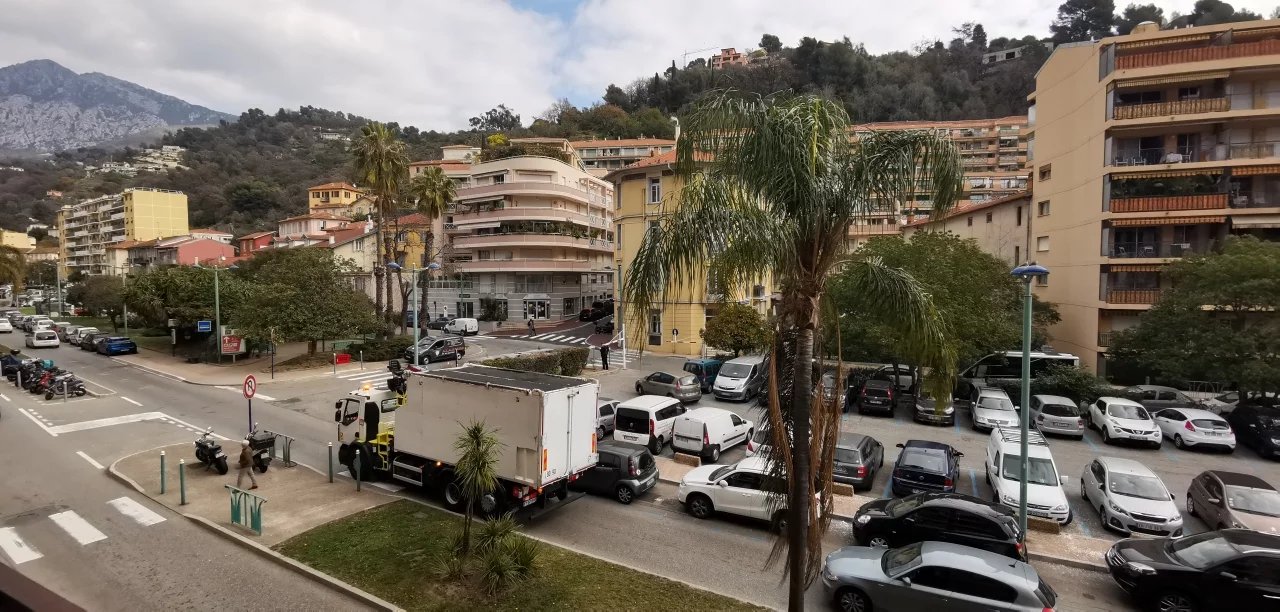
[334,363,600,514]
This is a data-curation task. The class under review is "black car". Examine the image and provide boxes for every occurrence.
[594,316,614,334]
[425,315,452,330]
[852,493,1026,561]
[79,332,105,351]
[1226,404,1280,459]
[833,432,884,491]
[569,440,657,504]
[890,440,962,497]
[853,380,897,416]
[1105,529,1280,612]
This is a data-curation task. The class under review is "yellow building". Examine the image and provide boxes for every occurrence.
[0,229,33,252]
[307,181,373,218]
[607,151,774,356]
[58,188,188,276]
[1029,19,1280,374]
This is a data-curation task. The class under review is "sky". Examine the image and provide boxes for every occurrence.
[0,0,1276,131]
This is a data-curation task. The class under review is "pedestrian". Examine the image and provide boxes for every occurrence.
[236,439,258,490]
[599,343,610,370]
[527,316,536,335]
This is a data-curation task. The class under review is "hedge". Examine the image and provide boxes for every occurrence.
[346,336,415,361]
[482,347,590,376]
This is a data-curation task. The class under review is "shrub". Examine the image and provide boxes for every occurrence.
[347,336,415,361]
[479,545,521,595]
[430,550,468,581]
[475,512,518,553]
[506,536,540,579]
[481,347,590,376]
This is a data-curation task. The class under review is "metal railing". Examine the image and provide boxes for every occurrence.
[1109,193,1228,213]
[1113,97,1229,120]
[1230,192,1280,208]
[1103,287,1163,304]
[1116,39,1280,71]
[1107,241,1215,258]
[1097,331,1114,347]
[1111,146,1198,166]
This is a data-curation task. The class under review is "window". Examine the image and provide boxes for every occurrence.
[648,309,662,346]
[725,472,764,490]
[985,212,993,223]
[951,513,1006,539]
[908,508,952,530]
[1036,236,1049,252]
[599,403,614,417]
[1034,274,1047,287]
[353,238,364,252]
[1038,164,1052,181]
[1014,246,1021,265]
[1037,200,1050,216]
[492,174,505,185]
[967,216,973,227]
[648,177,661,204]
[647,220,660,234]
[1016,206,1023,227]
[905,566,953,590]
[948,570,1019,603]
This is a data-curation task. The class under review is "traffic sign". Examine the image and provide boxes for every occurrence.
[242,375,257,400]
[197,320,212,333]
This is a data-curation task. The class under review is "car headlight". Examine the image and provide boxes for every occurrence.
[1125,561,1157,575]
[1108,499,1128,515]
[1270,437,1280,445]
[943,406,954,414]
[855,514,871,525]
[1052,504,1068,513]
[1001,493,1017,505]
[822,564,836,581]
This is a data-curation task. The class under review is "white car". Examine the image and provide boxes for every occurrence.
[1152,408,1236,452]
[1088,396,1162,448]
[678,456,792,529]
[25,330,60,348]
[1202,390,1279,415]
[984,428,1072,525]
[1080,456,1183,536]
[71,327,100,346]
[0,318,11,333]
[970,387,1020,432]
[32,319,54,333]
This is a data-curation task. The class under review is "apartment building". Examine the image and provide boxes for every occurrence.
[710,48,748,69]
[307,181,373,218]
[901,191,1034,266]
[57,188,188,276]
[0,229,33,252]
[607,150,774,355]
[569,138,676,177]
[1029,19,1280,375]
[424,140,615,322]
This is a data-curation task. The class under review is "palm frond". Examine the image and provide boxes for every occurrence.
[408,166,456,221]
[0,245,25,289]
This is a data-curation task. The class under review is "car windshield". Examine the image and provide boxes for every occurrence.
[708,465,733,482]
[898,449,945,473]
[1040,403,1077,417]
[1108,473,1169,501]
[1000,455,1059,486]
[1167,532,1244,569]
[885,496,924,516]
[882,542,923,575]
[1225,486,1280,517]
[978,396,1016,411]
[834,447,861,464]
[720,363,752,378]
[1108,404,1150,420]
[1191,418,1229,430]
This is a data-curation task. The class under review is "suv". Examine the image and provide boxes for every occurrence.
[678,456,795,529]
[1081,457,1181,536]
[1225,404,1280,459]
[1106,529,1280,612]
[970,387,1019,432]
[1186,471,1280,533]
[853,380,896,416]
[569,440,657,504]
[985,428,1072,525]
[1088,396,1162,448]
[852,493,1026,560]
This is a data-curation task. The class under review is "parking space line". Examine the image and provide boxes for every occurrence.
[121,396,142,407]
[0,393,8,402]
[881,469,894,499]
[17,408,57,436]
[76,451,105,470]
[968,468,979,498]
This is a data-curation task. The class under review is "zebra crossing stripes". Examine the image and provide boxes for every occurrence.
[336,370,391,382]
[0,497,167,565]
[0,527,41,564]
[106,497,166,527]
[48,511,107,545]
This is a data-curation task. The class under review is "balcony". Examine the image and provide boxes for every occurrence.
[1116,39,1280,71]
[847,224,901,237]
[1113,97,1230,120]
[450,207,607,228]
[453,233,613,251]
[1110,193,1228,213]
[1106,240,1215,258]
[962,158,994,167]
[455,181,611,209]
[1230,191,1280,208]
[454,259,596,273]
[1097,331,1115,347]
[1104,287,1163,304]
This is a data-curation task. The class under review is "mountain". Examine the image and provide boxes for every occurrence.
[0,59,235,152]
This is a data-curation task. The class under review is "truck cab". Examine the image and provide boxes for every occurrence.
[335,384,403,477]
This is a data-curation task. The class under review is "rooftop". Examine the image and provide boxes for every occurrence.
[279,212,349,223]
[905,190,1031,227]
[570,138,676,149]
[237,231,275,240]
[188,228,233,235]
[418,363,590,392]
[309,181,362,192]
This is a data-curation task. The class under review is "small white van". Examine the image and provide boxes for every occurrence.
[444,317,479,336]
[672,407,753,462]
[613,395,685,454]
[985,428,1072,525]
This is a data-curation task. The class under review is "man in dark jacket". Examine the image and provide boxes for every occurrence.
[236,439,258,489]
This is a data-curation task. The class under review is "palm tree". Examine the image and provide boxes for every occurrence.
[452,419,503,555]
[406,167,457,325]
[622,91,963,609]
[351,122,409,327]
[0,245,26,296]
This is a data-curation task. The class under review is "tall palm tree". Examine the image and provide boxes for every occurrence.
[452,419,503,555]
[351,122,409,327]
[407,167,457,325]
[0,245,26,296]
[623,91,963,610]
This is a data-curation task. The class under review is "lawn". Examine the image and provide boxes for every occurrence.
[275,500,761,612]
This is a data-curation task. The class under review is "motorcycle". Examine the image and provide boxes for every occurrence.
[30,367,64,394]
[386,359,408,395]
[45,373,87,400]
[245,428,276,473]
[194,428,229,475]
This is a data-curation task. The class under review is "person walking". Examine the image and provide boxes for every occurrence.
[527,316,536,336]
[236,439,258,490]
[599,343,610,370]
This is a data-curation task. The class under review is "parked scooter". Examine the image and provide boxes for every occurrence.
[245,427,276,473]
[29,367,65,394]
[194,428,229,474]
[45,373,87,400]
[386,359,408,395]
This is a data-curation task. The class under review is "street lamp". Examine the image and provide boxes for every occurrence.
[114,264,138,337]
[387,261,440,367]
[196,257,237,363]
[1010,261,1049,538]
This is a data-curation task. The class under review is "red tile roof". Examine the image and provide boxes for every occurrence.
[279,212,349,223]
[570,138,676,149]
[613,149,714,172]
[188,228,233,235]
[309,181,362,192]
[904,190,1031,227]
[321,226,372,248]
[393,212,436,226]
[237,231,275,240]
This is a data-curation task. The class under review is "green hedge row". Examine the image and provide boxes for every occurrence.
[347,336,415,361]
[482,347,590,376]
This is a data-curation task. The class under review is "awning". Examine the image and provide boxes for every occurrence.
[1229,165,1280,176]
[1232,214,1280,228]
[1109,264,1165,272]
[1230,26,1280,39]
[1115,33,1210,49]
[1115,71,1230,88]
[1110,215,1226,226]
[452,220,501,229]
[1111,168,1224,179]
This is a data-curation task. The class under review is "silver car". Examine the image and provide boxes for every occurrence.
[821,541,1057,612]
[970,387,1019,432]
[1029,394,1085,439]
[635,371,701,403]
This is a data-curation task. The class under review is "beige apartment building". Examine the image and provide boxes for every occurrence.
[901,191,1033,266]
[1029,19,1280,374]
[569,138,675,177]
[57,188,189,276]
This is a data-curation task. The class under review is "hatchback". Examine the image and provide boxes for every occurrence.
[970,387,1020,432]
[912,392,955,426]
[1081,457,1182,536]
[1088,396,1162,448]
[853,493,1026,560]
[1029,394,1085,439]
[678,456,791,529]
[57,324,80,342]
[1106,529,1280,612]
[1186,471,1280,534]
[569,440,657,504]
[1224,404,1280,459]
[890,440,961,497]
[833,432,884,491]
[97,336,138,355]
[25,330,59,348]
[854,380,897,416]
[1153,408,1235,452]
[635,371,701,403]
[0,318,10,333]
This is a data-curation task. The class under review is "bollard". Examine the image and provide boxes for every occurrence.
[160,450,167,495]
[327,442,334,483]
[332,353,337,375]
[354,449,362,492]
[63,381,68,403]
[360,350,364,370]
[15,370,20,389]
[179,459,187,505]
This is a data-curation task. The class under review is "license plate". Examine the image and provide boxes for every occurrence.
[623,435,637,442]
[1029,510,1051,518]
[642,475,655,486]
[1055,421,1072,427]
[523,497,537,507]
[1135,521,1160,531]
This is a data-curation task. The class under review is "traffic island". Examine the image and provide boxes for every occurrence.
[276,500,766,612]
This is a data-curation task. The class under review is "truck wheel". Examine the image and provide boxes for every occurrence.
[554,486,568,501]
[215,457,229,475]
[442,472,466,512]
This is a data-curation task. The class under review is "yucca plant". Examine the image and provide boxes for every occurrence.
[475,512,518,553]
[452,419,503,555]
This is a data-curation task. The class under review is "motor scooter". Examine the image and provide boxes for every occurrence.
[45,373,87,400]
[194,428,229,474]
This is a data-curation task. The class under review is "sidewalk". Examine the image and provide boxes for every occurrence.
[110,347,387,386]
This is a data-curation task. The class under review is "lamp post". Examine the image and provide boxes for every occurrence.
[115,264,136,336]
[197,257,237,363]
[1010,261,1049,538]
[387,261,440,367]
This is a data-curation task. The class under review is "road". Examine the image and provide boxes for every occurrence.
[1,342,1140,611]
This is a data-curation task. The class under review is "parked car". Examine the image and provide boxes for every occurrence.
[678,456,794,529]
[404,336,465,364]
[1028,394,1085,439]
[851,493,1026,560]
[822,542,1058,612]
[681,358,724,393]
[70,327,99,347]
[712,355,767,401]
[872,364,914,392]
[833,433,884,491]
[425,315,452,330]
[593,316,614,334]
[1152,408,1236,452]
[32,319,54,333]
[1186,470,1280,534]
[79,332,105,351]
[745,423,772,458]
[985,428,1072,525]
[890,440,962,498]
[1203,390,1279,415]
[1224,404,1280,459]
[1088,396,1163,448]
[672,407,752,462]
[1081,457,1182,536]
[56,324,80,342]
[0,318,10,333]
[912,391,955,426]
[443,317,478,336]
[612,395,685,454]
[1126,384,1200,411]
[1105,529,1280,612]
[569,440,657,504]
[971,387,1020,432]
[853,379,897,416]
[25,330,59,348]
[97,336,138,356]
[635,371,701,403]
[595,398,618,440]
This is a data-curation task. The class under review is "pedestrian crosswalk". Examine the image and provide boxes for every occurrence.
[0,496,167,565]
[510,332,593,346]
[587,349,640,370]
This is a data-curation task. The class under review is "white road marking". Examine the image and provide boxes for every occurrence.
[48,511,107,545]
[370,482,404,492]
[0,527,42,564]
[575,337,588,344]
[161,414,231,440]
[48,412,167,434]
[339,371,386,382]
[0,393,9,402]
[17,408,57,436]
[107,497,166,526]
[76,451,105,470]
[77,376,116,395]
[214,386,276,401]
[121,396,142,407]
[531,333,554,340]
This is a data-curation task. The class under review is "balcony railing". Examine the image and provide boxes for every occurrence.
[1097,331,1115,347]
[1230,191,1280,208]
[453,233,613,251]
[963,158,994,166]
[450,207,608,228]
[1110,193,1228,213]
[1116,39,1280,71]
[1104,287,1163,304]
[1107,241,1215,258]
[1111,146,1197,166]
[1113,97,1230,120]
[848,225,901,236]
[455,181,611,208]
[454,259,596,272]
